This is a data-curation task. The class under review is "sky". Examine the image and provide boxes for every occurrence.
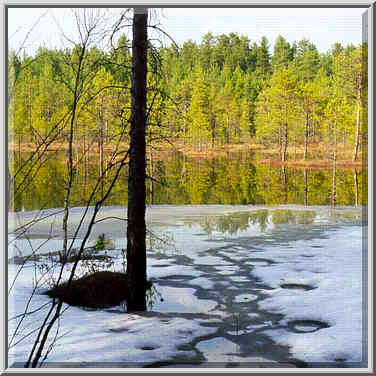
[8,7,366,55]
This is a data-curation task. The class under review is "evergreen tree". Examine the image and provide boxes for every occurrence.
[255,69,299,161]
[271,35,293,71]
[332,47,363,161]
[188,66,211,151]
[109,34,131,84]
[256,36,271,76]
[293,39,320,82]
[297,81,322,159]
[200,32,215,70]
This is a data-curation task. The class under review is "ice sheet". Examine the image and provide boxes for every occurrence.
[8,205,366,368]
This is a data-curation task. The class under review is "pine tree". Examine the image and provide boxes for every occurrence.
[255,69,299,161]
[188,66,211,151]
[297,81,322,159]
[332,47,363,161]
[256,36,271,77]
[293,39,320,82]
[271,35,293,72]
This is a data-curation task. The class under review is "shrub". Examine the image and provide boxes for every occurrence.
[94,233,114,251]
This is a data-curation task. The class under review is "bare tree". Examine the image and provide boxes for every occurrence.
[8,9,132,367]
[126,8,148,312]
[9,7,174,366]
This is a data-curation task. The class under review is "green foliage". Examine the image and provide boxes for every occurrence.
[145,284,163,311]
[272,35,294,71]
[187,66,211,150]
[255,69,299,160]
[256,36,271,77]
[292,39,320,82]
[94,233,114,251]
[9,33,366,169]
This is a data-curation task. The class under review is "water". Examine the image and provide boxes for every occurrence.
[8,146,367,367]
[144,206,365,367]
[10,150,367,212]
[8,206,366,367]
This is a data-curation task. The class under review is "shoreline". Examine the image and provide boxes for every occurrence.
[9,141,366,169]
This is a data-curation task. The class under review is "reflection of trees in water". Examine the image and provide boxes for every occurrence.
[327,209,362,223]
[271,209,316,226]
[353,168,359,207]
[199,209,317,235]
[12,151,367,211]
[197,207,361,235]
[12,151,129,211]
[304,168,308,206]
[12,152,66,211]
[248,210,269,232]
[281,165,288,205]
[199,212,259,235]
[216,212,253,234]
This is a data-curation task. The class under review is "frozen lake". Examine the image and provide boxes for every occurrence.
[8,205,367,368]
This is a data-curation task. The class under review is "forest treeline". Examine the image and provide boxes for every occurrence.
[8,32,367,162]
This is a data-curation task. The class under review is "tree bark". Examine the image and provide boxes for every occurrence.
[282,122,288,162]
[304,111,309,160]
[126,8,148,312]
[352,87,361,162]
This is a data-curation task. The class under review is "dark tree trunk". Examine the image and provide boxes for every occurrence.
[126,8,148,312]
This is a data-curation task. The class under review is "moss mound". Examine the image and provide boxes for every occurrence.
[46,271,129,309]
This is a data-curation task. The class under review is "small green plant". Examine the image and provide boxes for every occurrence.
[146,230,177,255]
[146,283,163,311]
[79,250,115,277]
[94,233,113,251]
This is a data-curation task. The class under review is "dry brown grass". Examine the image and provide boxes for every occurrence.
[9,140,367,169]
